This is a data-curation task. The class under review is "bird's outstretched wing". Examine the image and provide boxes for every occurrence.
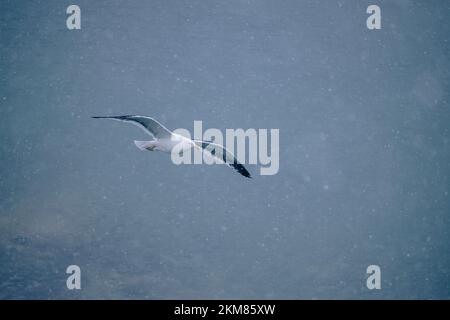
[193,140,252,178]
[92,115,172,139]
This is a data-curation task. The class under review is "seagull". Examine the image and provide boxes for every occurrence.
[92,115,251,178]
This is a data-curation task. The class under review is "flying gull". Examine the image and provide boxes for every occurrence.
[92,115,251,178]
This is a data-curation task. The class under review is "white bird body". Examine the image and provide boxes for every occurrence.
[92,115,251,178]
[134,133,194,153]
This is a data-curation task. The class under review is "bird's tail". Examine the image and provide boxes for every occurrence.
[134,140,154,151]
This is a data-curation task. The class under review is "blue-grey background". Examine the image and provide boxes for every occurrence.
[1,0,449,299]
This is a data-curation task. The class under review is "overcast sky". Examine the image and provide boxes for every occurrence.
[0,0,449,299]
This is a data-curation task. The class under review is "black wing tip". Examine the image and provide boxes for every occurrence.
[240,169,252,179]
[239,172,252,179]
[231,163,252,179]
